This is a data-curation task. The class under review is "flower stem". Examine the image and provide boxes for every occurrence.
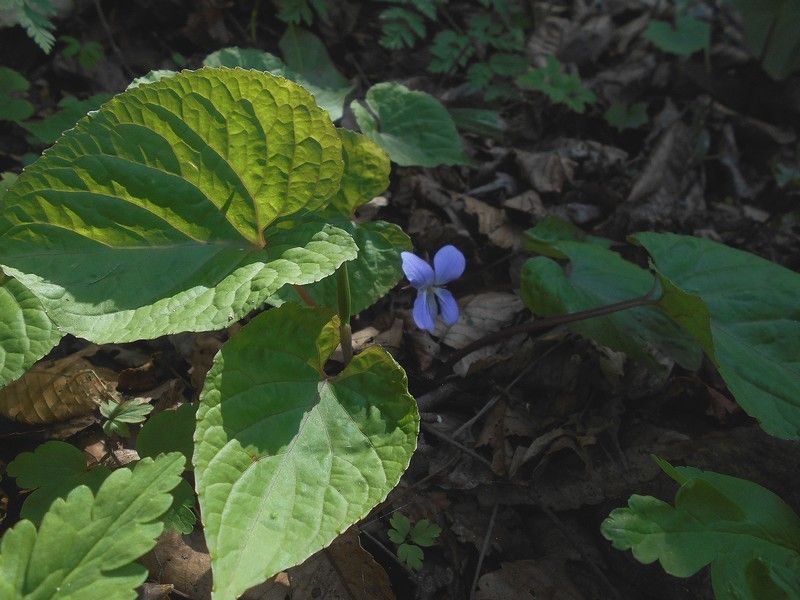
[443,281,661,371]
[337,263,353,366]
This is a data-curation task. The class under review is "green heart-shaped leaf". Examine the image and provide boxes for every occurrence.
[352,82,469,167]
[632,232,800,439]
[0,68,357,343]
[194,303,419,600]
[520,220,702,371]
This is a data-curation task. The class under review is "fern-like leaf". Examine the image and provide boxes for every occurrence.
[0,453,185,600]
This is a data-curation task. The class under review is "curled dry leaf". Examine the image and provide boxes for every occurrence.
[464,196,523,250]
[0,346,118,424]
[440,292,525,350]
[141,530,288,600]
[476,558,586,600]
[503,190,547,218]
[515,151,576,194]
[289,529,396,600]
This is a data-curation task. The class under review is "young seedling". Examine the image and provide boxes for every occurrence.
[388,512,442,571]
[515,55,596,113]
[100,398,153,438]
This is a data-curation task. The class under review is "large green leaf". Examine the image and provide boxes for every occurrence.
[0,68,358,344]
[194,303,419,600]
[520,221,702,370]
[0,272,60,388]
[273,218,411,315]
[203,43,353,121]
[0,452,185,600]
[351,82,469,167]
[632,232,800,440]
[729,0,800,80]
[602,458,800,599]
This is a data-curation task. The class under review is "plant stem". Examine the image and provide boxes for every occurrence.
[444,282,661,371]
[337,263,353,366]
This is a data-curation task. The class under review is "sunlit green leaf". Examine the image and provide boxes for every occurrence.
[194,303,419,600]
[0,68,357,344]
[204,38,353,121]
[0,453,185,600]
[273,217,410,314]
[328,129,390,216]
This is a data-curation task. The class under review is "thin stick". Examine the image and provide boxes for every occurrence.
[359,528,415,578]
[535,497,622,600]
[452,339,566,439]
[469,502,499,600]
[421,422,494,470]
[444,283,660,371]
[93,0,133,77]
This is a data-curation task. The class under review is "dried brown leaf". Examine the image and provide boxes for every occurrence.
[463,196,523,249]
[0,346,116,424]
[515,151,576,194]
[476,559,586,600]
[441,293,525,350]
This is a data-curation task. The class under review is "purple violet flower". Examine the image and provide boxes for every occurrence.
[401,245,465,332]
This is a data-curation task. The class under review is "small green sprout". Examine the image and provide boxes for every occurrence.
[388,512,442,571]
[60,36,104,71]
[515,55,596,113]
[645,14,710,57]
[100,398,153,437]
[604,101,649,131]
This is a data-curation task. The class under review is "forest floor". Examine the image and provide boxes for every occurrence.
[1,1,799,599]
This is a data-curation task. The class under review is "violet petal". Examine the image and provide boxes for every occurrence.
[401,251,435,289]
[433,245,466,285]
[412,288,438,332]
[434,287,459,326]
